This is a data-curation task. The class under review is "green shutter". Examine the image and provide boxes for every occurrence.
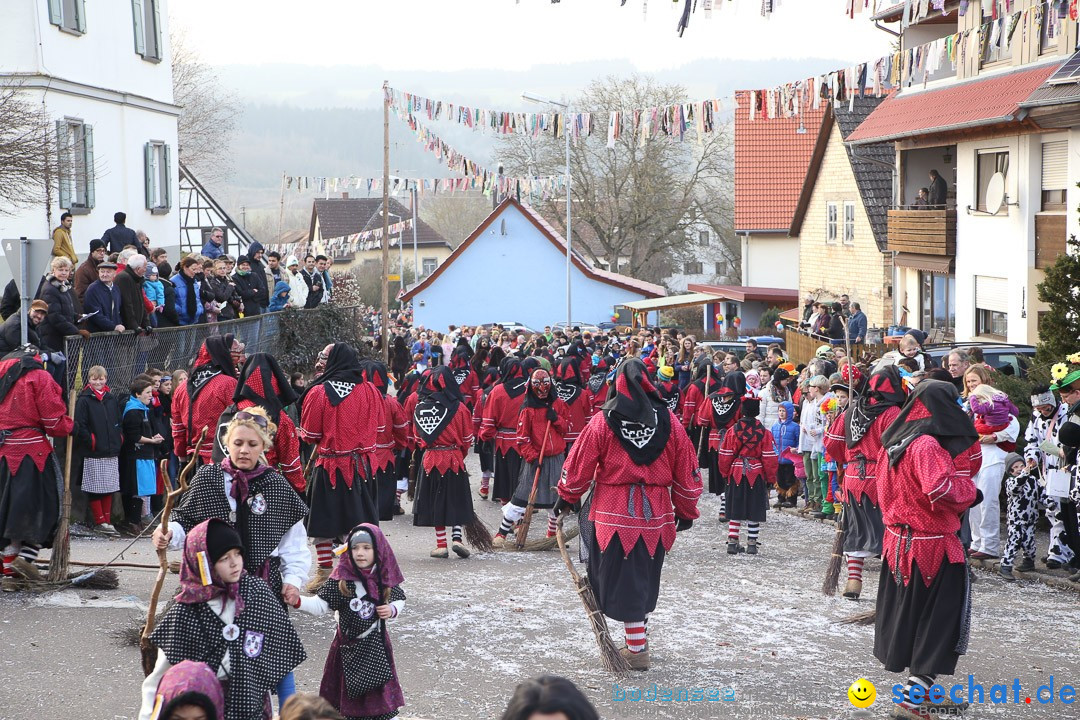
[144,142,154,209]
[55,120,70,209]
[82,125,95,209]
[47,0,62,26]
[75,0,86,33]
[162,143,172,209]
[131,0,145,56]
[151,0,162,59]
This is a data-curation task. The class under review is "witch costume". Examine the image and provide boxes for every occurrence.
[172,335,240,465]
[717,395,778,554]
[142,520,305,720]
[874,380,981,714]
[297,524,406,720]
[556,358,702,670]
[472,366,500,499]
[696,371,745,499]
[300,344,384,539]
[478,358,529,503]
[146,660,226,720]
[823,365,906,599]
[0,349,73,573]
[553,356,595,453]
[448,347,480,410]
[362,361,409,521]
[411,367,476,556]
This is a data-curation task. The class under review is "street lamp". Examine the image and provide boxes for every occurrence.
[522,90,572,332]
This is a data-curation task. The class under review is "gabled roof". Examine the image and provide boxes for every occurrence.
[734,91,827,233]
[846,63,1061,145]
[790,97,894,252]
[401,198,665,302]
[308,197,451,249]
[686,283,799,306]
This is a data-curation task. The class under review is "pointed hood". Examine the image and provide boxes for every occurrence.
[233,352,297,423]
[601,358,671,465]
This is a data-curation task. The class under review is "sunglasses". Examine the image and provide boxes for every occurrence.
[235,410,269,429]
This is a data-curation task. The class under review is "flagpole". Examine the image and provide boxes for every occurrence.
[381,81,391,364]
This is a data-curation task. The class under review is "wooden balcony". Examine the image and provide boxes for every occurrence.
[1035,213,1067,270]
[886,209,956,256]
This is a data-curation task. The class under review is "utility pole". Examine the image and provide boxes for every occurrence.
[380,81,390,364]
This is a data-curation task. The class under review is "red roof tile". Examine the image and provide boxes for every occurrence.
[846,63,1061,145]
[734,92,827,233]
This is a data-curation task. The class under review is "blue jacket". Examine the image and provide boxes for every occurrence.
[771,401,800,464]
[143,278,165,308]
[847,310,868,343]
[82,280,123,332]
[201,238,224,259]
[172,275,205,326]
[268,280,291,312]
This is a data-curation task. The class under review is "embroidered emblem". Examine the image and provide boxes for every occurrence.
[327,381,355,400]
[222,623,240,641]
[619,419,657,449]
[191,368,221,390]
[665,394,680,411]
[555,383,576,402]
[711,395,735,416]
[350,597,375,619]
[243,630,264,658]
[414,405,448,436]
[453,369,470,386]
[249,493,267,515]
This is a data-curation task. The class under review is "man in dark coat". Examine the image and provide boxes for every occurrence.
[0,301,47,355]
[82,262,125,333]
[246,241,271,314]
[928,169,948,208]
[100,211,138,254]
[114,254,149,331]
[230,255,265,316]
[74,239,107,306]
[0,280,20,321]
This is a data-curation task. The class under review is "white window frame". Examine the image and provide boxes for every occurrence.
[56,118,95,214]
[826,202,838,244]
[843,201,856,245]
[975,149,1010,213]
[131,0,163,61]
[421,257,438,277]
[48,0,86,35]
[144,141,172,213]
[698,230,710,247]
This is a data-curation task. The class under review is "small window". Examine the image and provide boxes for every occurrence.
[684,261,703,274]
[975,308,1007,340]
[421,257,437,276]
[144,141,172,213]
[1042,189,1067,211]
[698,231,710,247]
[714,261,726,275]
[975,150,1009,212]
[131,0,163,61]
[56,119,95,213]
[48,0,86,34]
[843,201,856,244]
[826,202,838,243]
[1042,140,1067,210]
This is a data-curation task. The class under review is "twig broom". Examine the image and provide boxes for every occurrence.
[46,388,78,581]
[822,316,853,596]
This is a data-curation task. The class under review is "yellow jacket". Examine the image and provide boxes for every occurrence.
[52,226,77,264]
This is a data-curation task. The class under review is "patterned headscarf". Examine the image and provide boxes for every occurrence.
[174,519,245,614]
[331,523,405,603]
[151,661,225,720]
[846,365,907,449]
[601,358,671,465]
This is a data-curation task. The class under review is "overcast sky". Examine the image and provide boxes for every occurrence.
[171,0,894,77]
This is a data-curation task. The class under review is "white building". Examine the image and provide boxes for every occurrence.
[0,0,179,277]
[664,214,740,293]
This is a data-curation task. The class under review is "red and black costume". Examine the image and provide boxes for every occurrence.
[363,360,409,521]
[682,361,720,469]
[472,366,500,498]
[214,352,304,493]
[557,358,701,662]
[449,346,480,410]
[696,371,744,499]
[656,374,682,417]
[823,365,906,595]
[171,335,239,465]
[874,380,982,709]
[394,370,422,498]
[511,368,568,509]
[479,358,528,503]
[717,395,778,553]
[300,343,383,542]
[412,367,476,553]
[553,357,594,452]
[0,350,74,571]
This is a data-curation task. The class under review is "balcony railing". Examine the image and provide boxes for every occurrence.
[886,209,956,256]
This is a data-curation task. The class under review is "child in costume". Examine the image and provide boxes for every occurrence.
[968,385,1019,452]
[999,453,1040,581]
[294,524,406,720]
[145,661,225,720]
[717,395,778,555]
[140,519,306,720]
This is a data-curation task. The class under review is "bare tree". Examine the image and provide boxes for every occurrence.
[419,192,494,247]
[171,29,241,184]
[0,82,53,215]
[500,74,734,285]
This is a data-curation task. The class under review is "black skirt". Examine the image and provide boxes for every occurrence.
[842,491,884,555]
[0,454,61,547]
[725,476,769,523]
[492,448,521,503]
[693,427,710,468]
[587,532,666,622]
[874,558,970,677]
[475,439,494,473]
[412,467,475,527]
[375,465,398,522]
[306,465,378,539]
[707,450,726,496]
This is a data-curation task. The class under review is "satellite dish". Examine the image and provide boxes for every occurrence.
[985,172,1006,215]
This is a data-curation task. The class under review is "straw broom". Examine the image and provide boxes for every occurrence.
[140,428,206,676]
[822,316,853,596]
[514,420,551,549]
[555,515,630,673]
[47,389,78,582]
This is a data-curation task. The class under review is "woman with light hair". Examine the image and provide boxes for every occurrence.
[36,255,88,352]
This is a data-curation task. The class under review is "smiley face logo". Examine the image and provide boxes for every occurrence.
[848,678,876,708]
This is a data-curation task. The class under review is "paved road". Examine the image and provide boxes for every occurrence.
[2,452,1078,719]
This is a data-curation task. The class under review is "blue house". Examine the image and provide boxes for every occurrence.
[402,198,665,331]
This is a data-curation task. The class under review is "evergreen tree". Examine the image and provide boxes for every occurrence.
[1036,232,1080,367]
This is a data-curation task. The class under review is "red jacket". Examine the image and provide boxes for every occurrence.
[417,402,473,474]
[717,420,779,487]
[479,384,525,455]
[694,394,736,452]
[822,406,901,507]
[559,411,702,556]
[171,374,237,462]
[560,390,594,445]
[0,359,73,472]
[515,400,570,463]
[374,394,409,473]
[236,398,304,492]
[681,383,705,429]
[299,381,383,488]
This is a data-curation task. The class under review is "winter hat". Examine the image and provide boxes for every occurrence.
[658,365,675,381]
[89,239,106,253]
[205,521,243,564]
[30,299,49,313]
[147,264,158,278]
[816,345,833,359]
[285,255,299,268]
[1004,452,1024,472]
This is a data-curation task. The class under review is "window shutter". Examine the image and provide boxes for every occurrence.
[131,0,145,55]
[162,143,172,209]
[47,0,62,26]
[144,142,154,209]
[974,275,1008,313]
[75,0,86,33]
[55,121,70,209]
[82,125,95,208]
[151,0,163,59]
[1042,140,1068,191]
